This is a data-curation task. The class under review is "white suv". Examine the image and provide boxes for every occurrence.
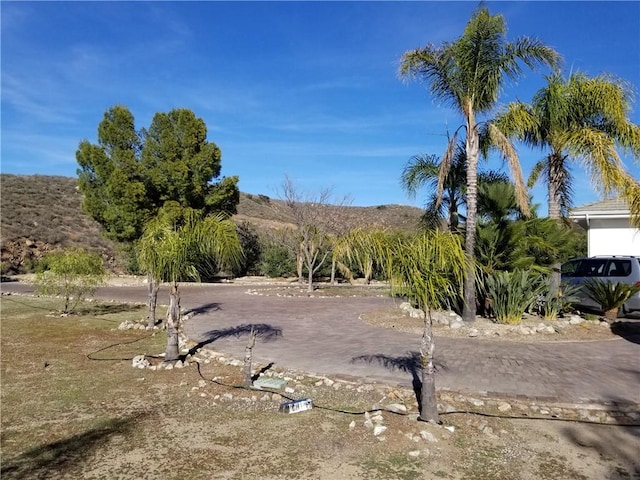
[561,256,640,314]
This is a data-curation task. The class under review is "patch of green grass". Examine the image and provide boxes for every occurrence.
[535,454,588,480]
[453,443,517,480]
[360,453,422,480]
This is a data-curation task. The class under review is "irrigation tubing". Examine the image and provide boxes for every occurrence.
[83,337,640,428]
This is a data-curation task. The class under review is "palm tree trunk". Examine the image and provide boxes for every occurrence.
[419,309,439,423]
[463,120,479,322]
[165,283,181,362]
[548,162,563,295]
[146,275,160,329]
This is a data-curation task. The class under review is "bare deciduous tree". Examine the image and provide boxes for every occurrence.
[276,176,351,292]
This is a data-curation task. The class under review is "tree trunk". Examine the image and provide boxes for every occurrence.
[146,275,160,329]
[365,259,373,285]
[164,283,181,362]
[419,309,439,423]
[449,196,459,233]
[243,327,257,388]
[463,118,479,322]
[330,259,337,285]
[297,250,304,285]
[547,158,563,298]
[603,307,619,322]
[307,266,314,293]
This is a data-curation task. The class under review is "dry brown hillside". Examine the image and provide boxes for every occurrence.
[0,174,423,274]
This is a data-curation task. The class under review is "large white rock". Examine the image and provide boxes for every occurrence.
[373,425,387,436]
[386,403,407,414]
[419,430,438,443]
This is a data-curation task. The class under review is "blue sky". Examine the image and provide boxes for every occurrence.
[2,1,639,212]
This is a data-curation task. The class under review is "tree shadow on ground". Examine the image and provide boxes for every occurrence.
[76,303,145,316]
[559,393,640,479]
[187,323,283,357]
[1,413,150,480]
[610,320,640,345]
[351,352,447,413]
[185,302,221,316]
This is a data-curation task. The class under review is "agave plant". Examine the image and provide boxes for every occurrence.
[583,279,640,321]
[484,270,544,324]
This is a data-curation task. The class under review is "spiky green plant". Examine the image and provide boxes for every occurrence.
[484,270,544,324]
[583,279,640,321]
[536,279,582,320]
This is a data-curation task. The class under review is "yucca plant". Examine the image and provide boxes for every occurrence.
[583,279,640,321]
[484,270,544,324]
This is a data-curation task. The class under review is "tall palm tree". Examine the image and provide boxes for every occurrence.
[399,6,559,321]
[137,205,242,362]
[496,72,640,221]
[495,72,640,290]
[401,145,510,232]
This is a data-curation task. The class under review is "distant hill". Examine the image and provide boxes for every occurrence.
[0,174,423,274]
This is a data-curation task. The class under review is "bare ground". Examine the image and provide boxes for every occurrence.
[2,283,639,479]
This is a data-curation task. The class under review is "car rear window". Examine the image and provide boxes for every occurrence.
[566,258,632,277]
[607,259,632,277]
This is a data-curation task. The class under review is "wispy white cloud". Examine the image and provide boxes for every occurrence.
[1,130,80,174]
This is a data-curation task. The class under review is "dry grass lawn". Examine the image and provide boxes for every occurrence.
[1,294,638,479]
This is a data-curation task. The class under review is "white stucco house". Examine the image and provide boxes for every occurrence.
[569,197,640,256]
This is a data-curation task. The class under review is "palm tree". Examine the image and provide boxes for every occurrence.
[401,145,510,232]
[386,230,467,423]
[333,227,395,284]
[495,72,640,290]
[137,204,242,362]
[399,6,559,321]
[496,72,640,220]
[402,153,465,231]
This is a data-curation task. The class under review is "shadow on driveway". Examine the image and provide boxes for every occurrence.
[185,302,222,316]
[352,352,447,413]
[610,320,640,345]
[188,323,283,356]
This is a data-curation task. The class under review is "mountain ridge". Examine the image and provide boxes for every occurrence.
[1,174,423,274]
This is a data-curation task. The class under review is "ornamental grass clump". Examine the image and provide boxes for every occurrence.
[583,279,640,321]
[484,270,543,324]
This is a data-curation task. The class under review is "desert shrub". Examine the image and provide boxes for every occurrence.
[484,270,544,324]
[34,248,106,313]
[258,243,296,278]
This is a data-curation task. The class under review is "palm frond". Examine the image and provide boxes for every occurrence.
[436,131,459,207]
[487,123,530,216]
[527,158,547,189]
[401,154,440,198]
